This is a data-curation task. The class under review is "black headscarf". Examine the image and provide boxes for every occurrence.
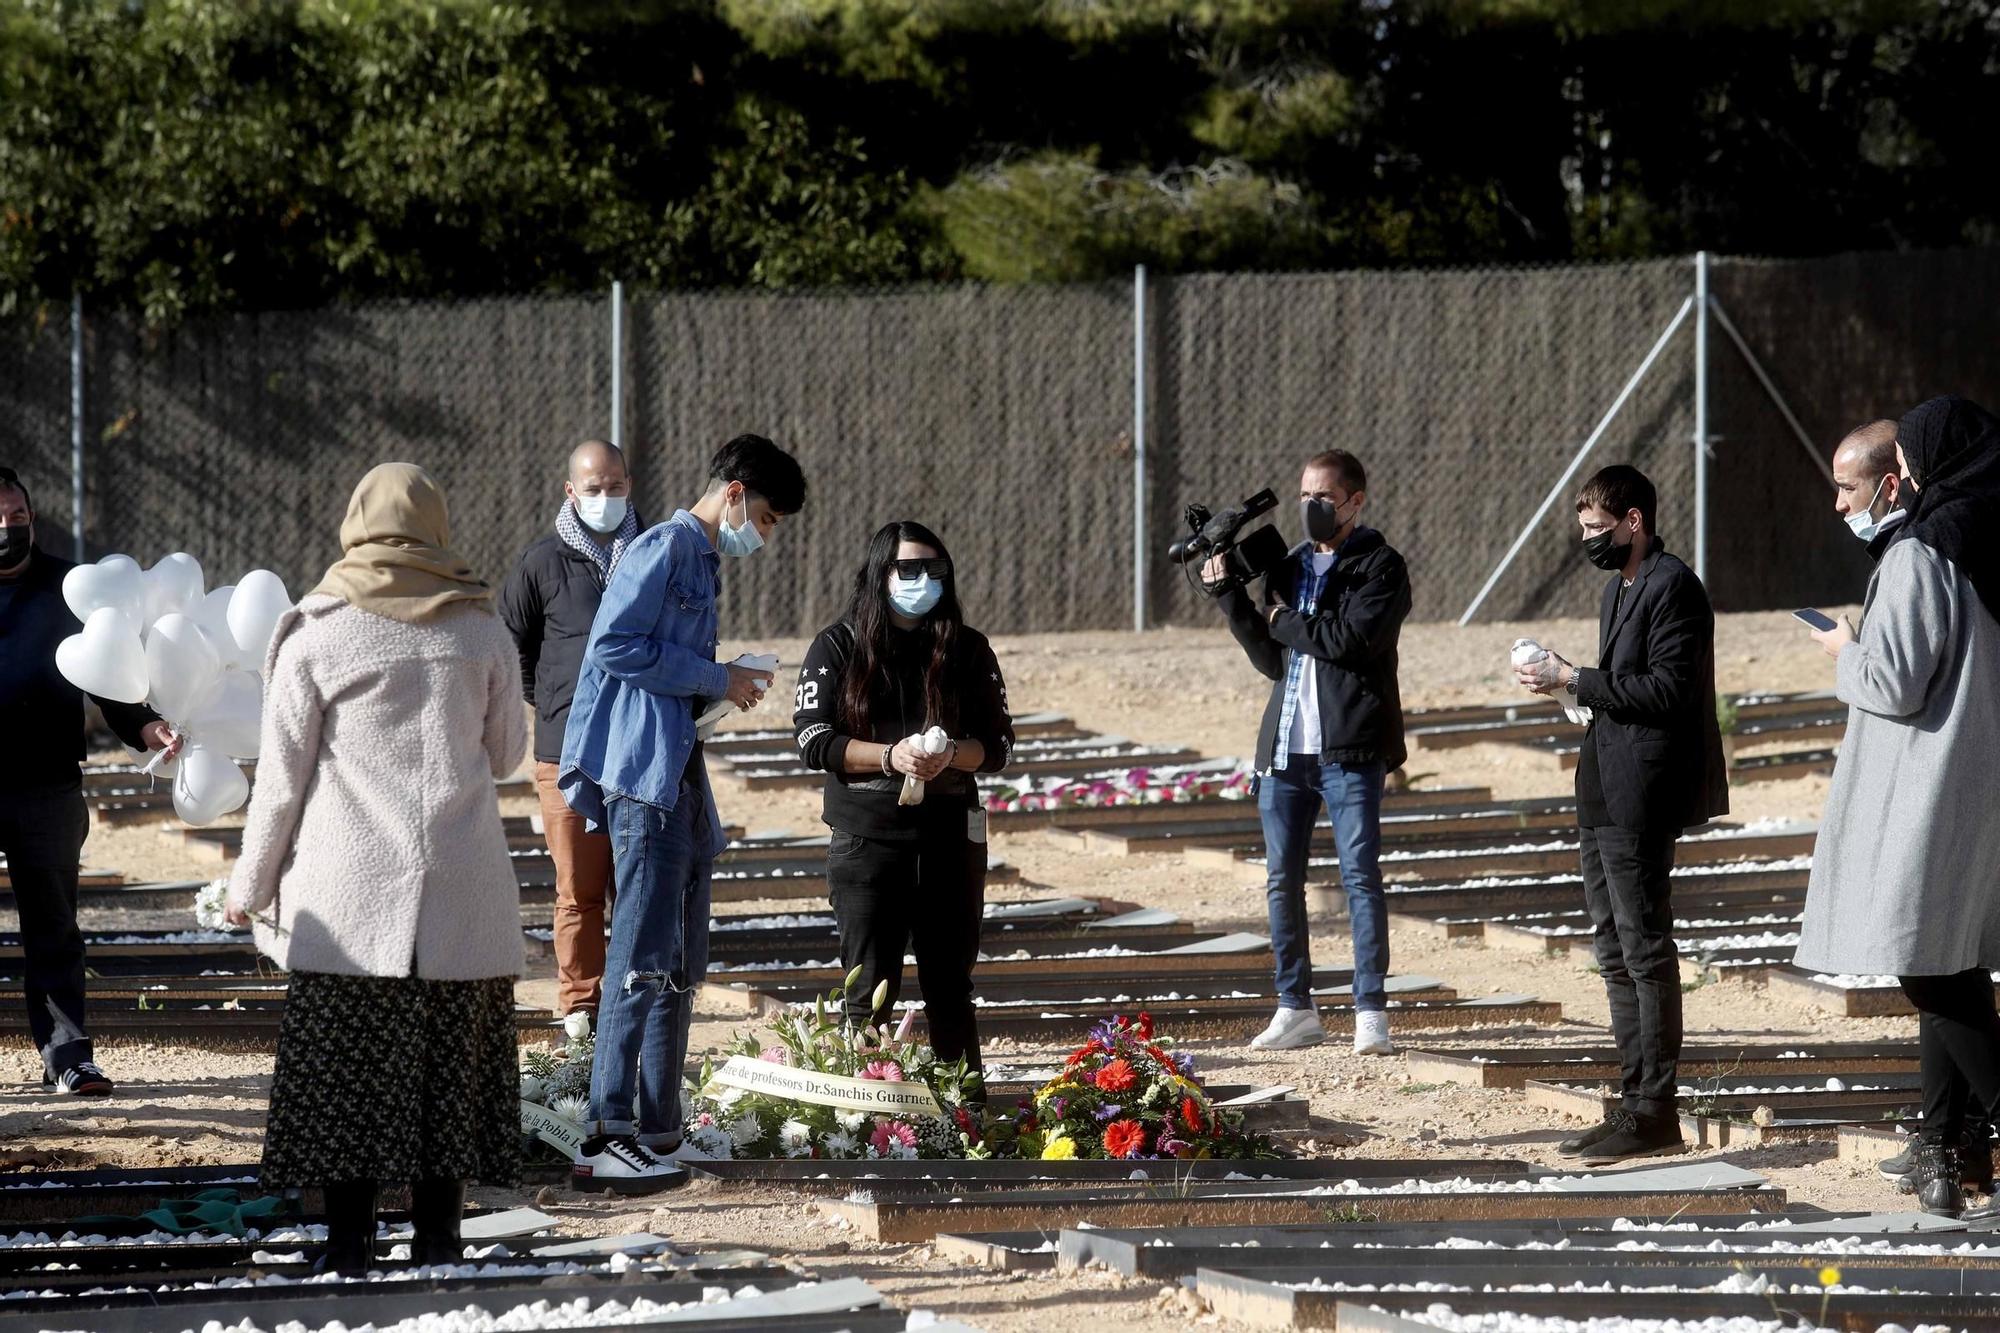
[1894,394,2000,623]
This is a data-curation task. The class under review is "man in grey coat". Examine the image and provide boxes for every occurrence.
[1794,396,2000,1218]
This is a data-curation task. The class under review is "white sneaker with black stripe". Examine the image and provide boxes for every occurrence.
[571,1135,689,1195]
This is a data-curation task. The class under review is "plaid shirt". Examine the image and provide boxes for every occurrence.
[1271,548,1336,772]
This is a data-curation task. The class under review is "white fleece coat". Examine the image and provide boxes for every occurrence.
[228,595,528,979]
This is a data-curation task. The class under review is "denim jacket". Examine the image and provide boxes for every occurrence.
[558,510,730,851]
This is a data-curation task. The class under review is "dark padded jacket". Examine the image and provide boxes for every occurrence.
[1221,527,1411,774]
[499,526,642,764]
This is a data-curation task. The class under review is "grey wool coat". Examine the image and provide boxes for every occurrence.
[1794,538,2000,976]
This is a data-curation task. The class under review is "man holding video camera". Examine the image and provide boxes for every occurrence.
[1205,450,1411,1055]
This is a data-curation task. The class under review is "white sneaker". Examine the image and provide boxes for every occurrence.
[571,1135,689,1195]
[654,1140,723,1164]
[1353,1010,1394,1056]
[1249,1007,1326,1051]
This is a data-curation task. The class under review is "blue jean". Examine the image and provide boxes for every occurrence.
[1257,757,1388,1013]
[588,785,713,1145]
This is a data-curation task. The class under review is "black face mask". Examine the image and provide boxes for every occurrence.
[1582,528,1631,571]
[0,523,29,567]
[1302,498,1348,545]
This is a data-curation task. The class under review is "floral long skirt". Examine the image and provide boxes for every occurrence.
[261,971,521,1189]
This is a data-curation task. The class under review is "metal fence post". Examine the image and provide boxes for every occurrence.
[69,292,84,560]
[609,280,625,450]
[1693,251,1710,582]
[1132,263,1148,633]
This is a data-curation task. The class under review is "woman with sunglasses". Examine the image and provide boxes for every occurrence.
[793,521,1014,1070]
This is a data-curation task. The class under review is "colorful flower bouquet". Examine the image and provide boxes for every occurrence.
[517,985,1279,1166]
[680,970,988,1161]
[986,763,1254,814]
[1014,1013,1279,1161]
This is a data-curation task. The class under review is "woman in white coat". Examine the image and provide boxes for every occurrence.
[1794,395,2000,1216]
[227,463,527,1273]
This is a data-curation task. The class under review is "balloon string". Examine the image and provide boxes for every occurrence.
[141,728,180,783]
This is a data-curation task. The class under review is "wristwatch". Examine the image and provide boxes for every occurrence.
[1563,670,1579,698]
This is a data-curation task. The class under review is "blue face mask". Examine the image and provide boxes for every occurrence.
[889,573,943,618]
[717,492,764,558]
[1844,476,1889,543]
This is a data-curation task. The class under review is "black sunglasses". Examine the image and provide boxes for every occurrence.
[890,558,950,581]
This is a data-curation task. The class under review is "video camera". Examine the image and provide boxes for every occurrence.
[1167,488,1290,596]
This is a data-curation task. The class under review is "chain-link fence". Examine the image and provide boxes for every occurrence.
[6,251,1996,635]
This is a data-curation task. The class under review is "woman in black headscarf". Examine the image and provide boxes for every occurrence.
[1891,394,2000,622]
[1796,393,2000,1218]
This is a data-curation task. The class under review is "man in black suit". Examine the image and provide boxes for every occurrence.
[1514,464,1728,1164]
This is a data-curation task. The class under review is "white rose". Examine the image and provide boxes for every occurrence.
[778,1119,814,1158]
[562,1010,592,1044]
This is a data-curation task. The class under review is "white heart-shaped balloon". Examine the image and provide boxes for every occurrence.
[142,552,205,628]
[187,668,263,759]
[226,569,292,672]
[62,555,147,625]
[173,742,249,826]
[145,613,223,725]
[55,607,149,703]
[191,585,236,645]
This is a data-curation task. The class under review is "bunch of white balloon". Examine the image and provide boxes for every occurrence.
[55,552,292,826]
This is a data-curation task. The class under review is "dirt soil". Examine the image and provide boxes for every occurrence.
[3,611,1901,1332]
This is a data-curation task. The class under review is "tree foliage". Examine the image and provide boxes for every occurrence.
[1,0,1995,321]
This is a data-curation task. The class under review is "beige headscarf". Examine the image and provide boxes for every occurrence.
[312,462,493,622]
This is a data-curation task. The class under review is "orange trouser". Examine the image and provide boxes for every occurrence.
[535,761,614,1016]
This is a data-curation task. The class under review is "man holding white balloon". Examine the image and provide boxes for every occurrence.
[0,466,176,1097]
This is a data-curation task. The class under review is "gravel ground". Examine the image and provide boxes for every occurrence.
[3,611,1899,1332]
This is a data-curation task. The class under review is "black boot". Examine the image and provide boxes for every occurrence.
[1916,1141,1967,1217]
[411,1178,467,1267]
[317,1179,379,1276]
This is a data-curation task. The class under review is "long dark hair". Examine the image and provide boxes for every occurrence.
[839,520,965,737]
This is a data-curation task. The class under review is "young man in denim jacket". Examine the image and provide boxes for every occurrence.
[561,434,807,1193]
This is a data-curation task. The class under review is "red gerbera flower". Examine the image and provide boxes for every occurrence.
[1135,1012,1155,1040]
[1102,1118,1147,1159]
[1181,1096,1206,1132]
[1095,1057,1138,1094]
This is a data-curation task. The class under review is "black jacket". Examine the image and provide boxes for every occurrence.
[1573,539,1729,832]
[0,544,158,795]
[499,528,639,764]
[793,619,1015,841]
[1221,527,1412,773]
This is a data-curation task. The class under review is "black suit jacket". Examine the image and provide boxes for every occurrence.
[1572,539,1729,832]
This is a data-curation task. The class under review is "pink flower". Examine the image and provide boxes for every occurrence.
[862,1060,905,1083]
[871,1120,917,1155]
[694,1112,716,1127]
[759,1046,792,1064]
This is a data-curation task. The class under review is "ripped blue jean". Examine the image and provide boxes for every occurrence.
[587,786,713,1144]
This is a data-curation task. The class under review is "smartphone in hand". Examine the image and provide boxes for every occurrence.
[1792,608,1838,632]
